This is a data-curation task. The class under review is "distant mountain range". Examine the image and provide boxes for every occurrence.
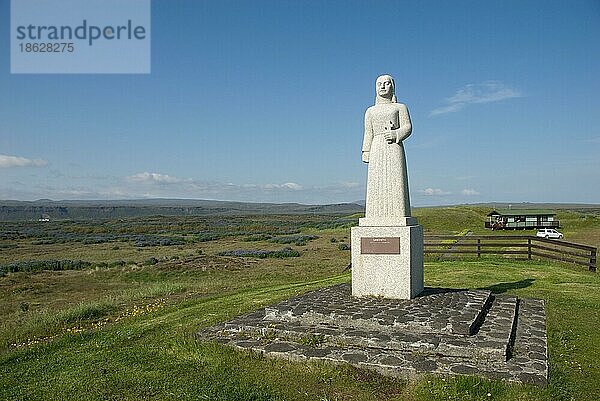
[0,199,365,221]
[0,199,597,221]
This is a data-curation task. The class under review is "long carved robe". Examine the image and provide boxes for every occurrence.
[362,102,412,218]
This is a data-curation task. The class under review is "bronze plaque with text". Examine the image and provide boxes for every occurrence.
[361,237,401,254]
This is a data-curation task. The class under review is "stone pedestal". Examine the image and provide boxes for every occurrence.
[351,222,424,299]
[199,284,549,385]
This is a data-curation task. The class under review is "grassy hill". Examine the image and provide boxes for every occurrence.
[413,206,490,234]
[1,208,599,400]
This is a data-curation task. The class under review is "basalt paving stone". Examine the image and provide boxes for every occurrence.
[197,284,548,385]
[216,294,516,362]
[506,298,548,385]
[263,284,491,336]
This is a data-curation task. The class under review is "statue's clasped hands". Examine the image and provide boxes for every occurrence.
[384,120,397,144]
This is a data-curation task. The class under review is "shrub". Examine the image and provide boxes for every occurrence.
[82,236,112,244]
[219,249,271,258]
[95,260,127,269]
[269,234,318,246]
[270,247,301,258]
[1,260,92,273]
[134,235,185,247]
[144,257,159,266]
[218,247,300,258]
[19,302,29,312]
[338,243,351,251]
[196,233,223,242]
[273,229,301,235]
[32,239,55,245]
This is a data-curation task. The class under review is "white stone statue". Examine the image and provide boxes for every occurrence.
[362,74,413,222]
[352,75,423,299]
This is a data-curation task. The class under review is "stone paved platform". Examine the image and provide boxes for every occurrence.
[197,284,547,385]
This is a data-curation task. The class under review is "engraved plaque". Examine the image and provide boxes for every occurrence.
[361,237,401,254]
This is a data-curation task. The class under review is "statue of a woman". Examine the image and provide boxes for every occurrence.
[362,74,413,221]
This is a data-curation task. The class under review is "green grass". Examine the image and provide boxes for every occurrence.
[1,210,599,400]
[413,206,490,234]
[1,259,599,400]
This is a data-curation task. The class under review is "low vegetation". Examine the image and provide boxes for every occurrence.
[218,247,301,258]
[268,234,319,246]
[1,258,91,272]
[0,206,598,400]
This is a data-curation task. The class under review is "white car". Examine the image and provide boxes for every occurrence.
[536,228,563,239]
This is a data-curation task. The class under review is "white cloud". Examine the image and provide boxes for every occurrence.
[339,181,360,189]
[0,154,48,168]
[121,174,310,198]
[2,169,362,204]
[429,103,464,116]
[418,188,451,196]
[127,172,186,184]
[262,182,304,191]
[55,189,95,196]
[430,81,523,116]
[461,188,480,196]
[281,182,303,190]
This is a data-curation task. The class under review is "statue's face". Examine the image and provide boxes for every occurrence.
[376,77,393,98]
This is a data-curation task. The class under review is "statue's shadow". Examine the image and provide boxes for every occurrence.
[479,278,535,294]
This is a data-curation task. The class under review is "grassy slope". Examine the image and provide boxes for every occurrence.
[1,208,599,400]
[557,210,600,250]
[414,206,490,234]
[2,259,598,401]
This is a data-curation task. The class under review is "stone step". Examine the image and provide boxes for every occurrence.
[197,284,547,385]
[264,284,491,336]
[222,294,517,362]
[505,298,548,385]
[201,305,542,384]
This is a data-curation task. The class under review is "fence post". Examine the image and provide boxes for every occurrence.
[528,238,532,260]
[591,249,597,272]
[477,238,481,258]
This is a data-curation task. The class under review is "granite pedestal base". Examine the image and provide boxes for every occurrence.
[351,224,424,299]
[197,284,548,385]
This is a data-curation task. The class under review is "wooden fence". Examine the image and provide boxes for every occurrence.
[424,235,597,272]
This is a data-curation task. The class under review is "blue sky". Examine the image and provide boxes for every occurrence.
[1,0,599,205]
